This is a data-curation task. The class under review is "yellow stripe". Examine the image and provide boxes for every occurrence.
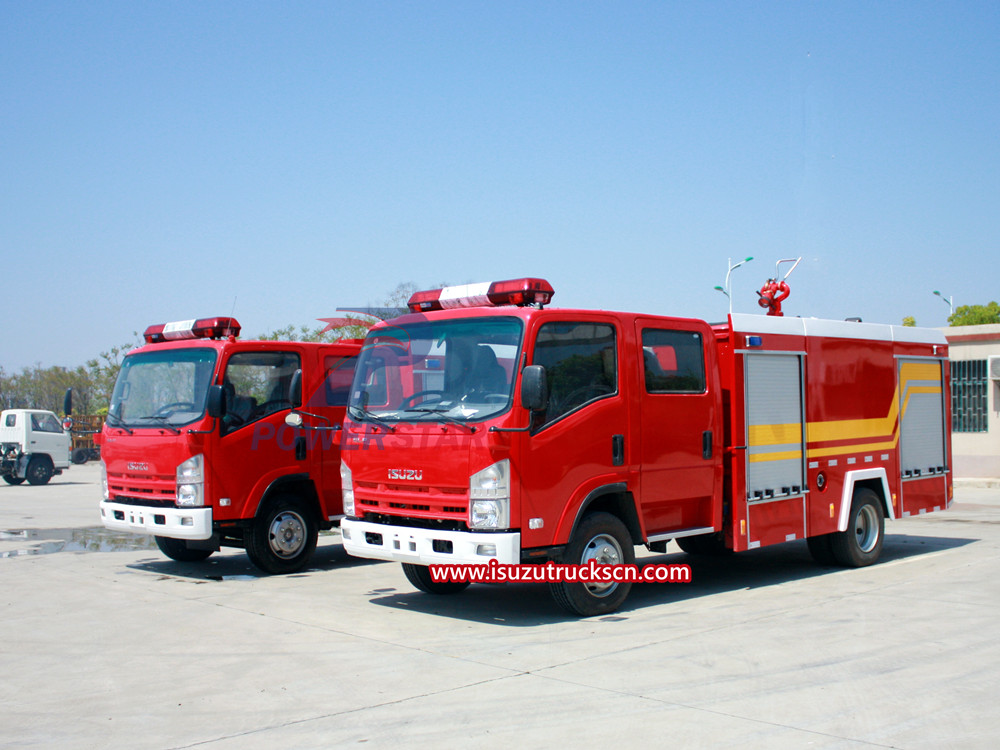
[899,362,941,381]
[748,423,801,446]
[749,450,802,463]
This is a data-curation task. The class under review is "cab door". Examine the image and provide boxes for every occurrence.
[28,412,70,465]
[210,347,307,518]
[634,319,723,535]
[516,315,630,548]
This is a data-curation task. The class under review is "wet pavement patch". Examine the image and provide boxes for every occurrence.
[0,527,159,557]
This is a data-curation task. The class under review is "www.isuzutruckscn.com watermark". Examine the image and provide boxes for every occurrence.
[428,558,692,584]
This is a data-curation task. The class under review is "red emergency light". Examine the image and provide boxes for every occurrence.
[143,317,242,344]
[407,278,555,313]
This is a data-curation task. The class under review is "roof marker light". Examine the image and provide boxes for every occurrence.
[144,317,242,344]
[407,278,554,313]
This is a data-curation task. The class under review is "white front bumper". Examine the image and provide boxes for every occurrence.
[100,500,213,540]
[340,518,521,565]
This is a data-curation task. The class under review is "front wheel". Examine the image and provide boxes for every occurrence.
[549,512,635,617]
[26,457,53,485]
[830,488,885,567]
[155,536,213,562]
[3,474,26,485]
[245,495,318,574]
[402,563,471,594]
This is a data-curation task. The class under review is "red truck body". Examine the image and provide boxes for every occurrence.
[99,317,361,573]
[339,280,952,615]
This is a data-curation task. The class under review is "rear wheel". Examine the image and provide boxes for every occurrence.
[26,457,53,485]
[3,475,26,485]
[402,563,471,594]
[245,495,318,574]
[830,488,884,567]
[155,536,213,562]
[550,512,634,617]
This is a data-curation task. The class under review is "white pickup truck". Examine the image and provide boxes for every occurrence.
[0,409,72,485]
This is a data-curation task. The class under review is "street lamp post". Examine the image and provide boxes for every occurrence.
[714,256,754,315]
[932,290,954,319]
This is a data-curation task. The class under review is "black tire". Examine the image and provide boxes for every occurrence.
[26,457,53,486]
[402,562,471,594]
[3,474,26,485]
[830,488,885,567]
[807,533,838,565]
[155,535,213,562]
[244,495,318,574]
[549,512,635,617]
[72,448,89,465]
[676,532,732,556]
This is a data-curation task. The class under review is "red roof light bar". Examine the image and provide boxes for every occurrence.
[407,278,554,313]
[143,317,242,344]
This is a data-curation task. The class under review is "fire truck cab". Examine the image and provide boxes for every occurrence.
[339,278,952,616]
[99,316,361,573]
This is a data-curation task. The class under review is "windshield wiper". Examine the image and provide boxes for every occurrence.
[349,407,397,432]
[139,416,181,435]
[105,414,133,434]
[404,406,477,433]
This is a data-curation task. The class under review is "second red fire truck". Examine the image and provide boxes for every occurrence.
[99,317,361,573]
[338,277,952,615]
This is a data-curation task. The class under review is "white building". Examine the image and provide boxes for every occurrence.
[945,324,1000,479]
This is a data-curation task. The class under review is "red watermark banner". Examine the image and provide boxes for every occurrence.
[429,558,692,584]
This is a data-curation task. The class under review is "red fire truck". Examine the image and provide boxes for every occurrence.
[99,317,361,574]
[338,278,952,615]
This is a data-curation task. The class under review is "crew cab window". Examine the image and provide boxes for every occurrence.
[5,414,16,427]
[222,351,301,432]
[533,322,617,427]
[31,413,63,433]
[641,329,706,393]
[324,355,358,407]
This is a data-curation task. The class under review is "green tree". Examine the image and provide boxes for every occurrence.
[948,302,1000,326]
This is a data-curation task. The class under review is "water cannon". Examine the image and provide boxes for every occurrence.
[757,258,801,317]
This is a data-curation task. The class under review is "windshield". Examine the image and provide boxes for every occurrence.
[349,316,523,424]
[109,349,217,428]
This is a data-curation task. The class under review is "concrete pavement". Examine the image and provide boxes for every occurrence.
[2,465,999,748]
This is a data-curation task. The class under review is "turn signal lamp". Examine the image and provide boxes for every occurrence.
[144,317,241,344]
[407,278,554,313]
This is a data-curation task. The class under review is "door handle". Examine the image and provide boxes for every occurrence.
[612,434,625,466]
[702,430,713,460]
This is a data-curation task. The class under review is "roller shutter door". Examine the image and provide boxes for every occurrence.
[898,359,947,477]
[745,354,805,500]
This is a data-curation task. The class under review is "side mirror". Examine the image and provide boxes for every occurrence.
[520,365,548,412]
[289,369,303,408]
[63,388,73,416]
[206,384,227,418]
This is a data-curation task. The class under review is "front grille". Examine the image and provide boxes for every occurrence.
[355,480,468,524]
[108,471,175,504]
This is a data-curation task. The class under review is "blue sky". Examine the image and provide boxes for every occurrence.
[3,1,998,371]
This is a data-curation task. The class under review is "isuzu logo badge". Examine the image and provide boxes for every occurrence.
[388,468,423,481]
[127,462,149,472]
